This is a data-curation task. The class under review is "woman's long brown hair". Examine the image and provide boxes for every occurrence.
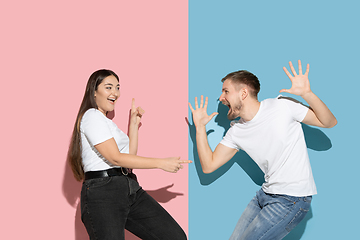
[67,69,119,181]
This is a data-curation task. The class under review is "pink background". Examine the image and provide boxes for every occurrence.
[0,1,188,239]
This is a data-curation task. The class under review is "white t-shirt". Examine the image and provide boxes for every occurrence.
[220,96,317,197]
[80,108,129,172]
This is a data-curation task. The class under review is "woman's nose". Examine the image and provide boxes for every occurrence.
[113,88,119,97]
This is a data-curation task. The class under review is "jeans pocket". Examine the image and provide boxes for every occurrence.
[85,177,112,189]
[304,196,312,203]
[285,206,310,232]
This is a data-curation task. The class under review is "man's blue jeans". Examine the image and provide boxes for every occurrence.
[81,174,187,240]
[229,188,312,240]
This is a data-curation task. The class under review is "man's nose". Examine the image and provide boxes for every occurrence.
[219,93,225,102]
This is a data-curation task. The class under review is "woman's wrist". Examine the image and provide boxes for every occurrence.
[128,122,140,131]
[154,158,163,170]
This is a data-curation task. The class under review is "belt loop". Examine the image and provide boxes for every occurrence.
[121,167,128,176]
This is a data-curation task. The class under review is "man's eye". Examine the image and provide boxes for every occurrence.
[106,87,111,89]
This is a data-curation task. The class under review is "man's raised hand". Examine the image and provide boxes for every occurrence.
[280,60,312,97]
[188,95,218,129]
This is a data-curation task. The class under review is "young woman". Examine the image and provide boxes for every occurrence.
[68,69,190,240]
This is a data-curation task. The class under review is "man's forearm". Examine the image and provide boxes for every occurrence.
[302,91,337,128]
[196,126,215,173]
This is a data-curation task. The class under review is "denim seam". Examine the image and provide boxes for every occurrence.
[126,217,161,240]
[275,194,299,203]
[83,188,99,240]
[125,177,132,198]
[285,207,308,232]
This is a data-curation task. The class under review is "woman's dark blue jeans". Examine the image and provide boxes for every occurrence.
[81,174,187,240]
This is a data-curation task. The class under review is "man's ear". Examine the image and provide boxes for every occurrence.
[240,87,248,100]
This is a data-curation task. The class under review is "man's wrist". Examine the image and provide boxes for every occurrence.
[301,91,315,101]
[196,125,206,132]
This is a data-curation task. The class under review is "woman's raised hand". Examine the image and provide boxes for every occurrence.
[130,98,145,126]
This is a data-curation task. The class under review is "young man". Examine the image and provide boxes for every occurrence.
[189,60,337,240]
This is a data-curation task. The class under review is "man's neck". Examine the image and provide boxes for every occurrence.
[240,99,261,122]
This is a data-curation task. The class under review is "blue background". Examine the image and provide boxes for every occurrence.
[188,0,360,239]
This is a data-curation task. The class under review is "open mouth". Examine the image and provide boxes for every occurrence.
[222,101,231,111]
[107,98,116,103]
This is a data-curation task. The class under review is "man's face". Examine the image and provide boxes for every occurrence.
[219,79,243,120]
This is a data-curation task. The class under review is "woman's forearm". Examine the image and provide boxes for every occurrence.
[94,138,189,173]
[128,123,139,155]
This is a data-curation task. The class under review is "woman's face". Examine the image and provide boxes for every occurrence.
[94,75,120,115]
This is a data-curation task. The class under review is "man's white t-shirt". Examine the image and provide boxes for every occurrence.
[80,108,129,172]
[220,96,317,197]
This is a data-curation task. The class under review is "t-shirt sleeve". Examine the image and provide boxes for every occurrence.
[81,109,113,146]
[278,96,309,122]
[220,124,240,150]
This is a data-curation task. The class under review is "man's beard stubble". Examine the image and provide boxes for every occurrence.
[227,101,242,120]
